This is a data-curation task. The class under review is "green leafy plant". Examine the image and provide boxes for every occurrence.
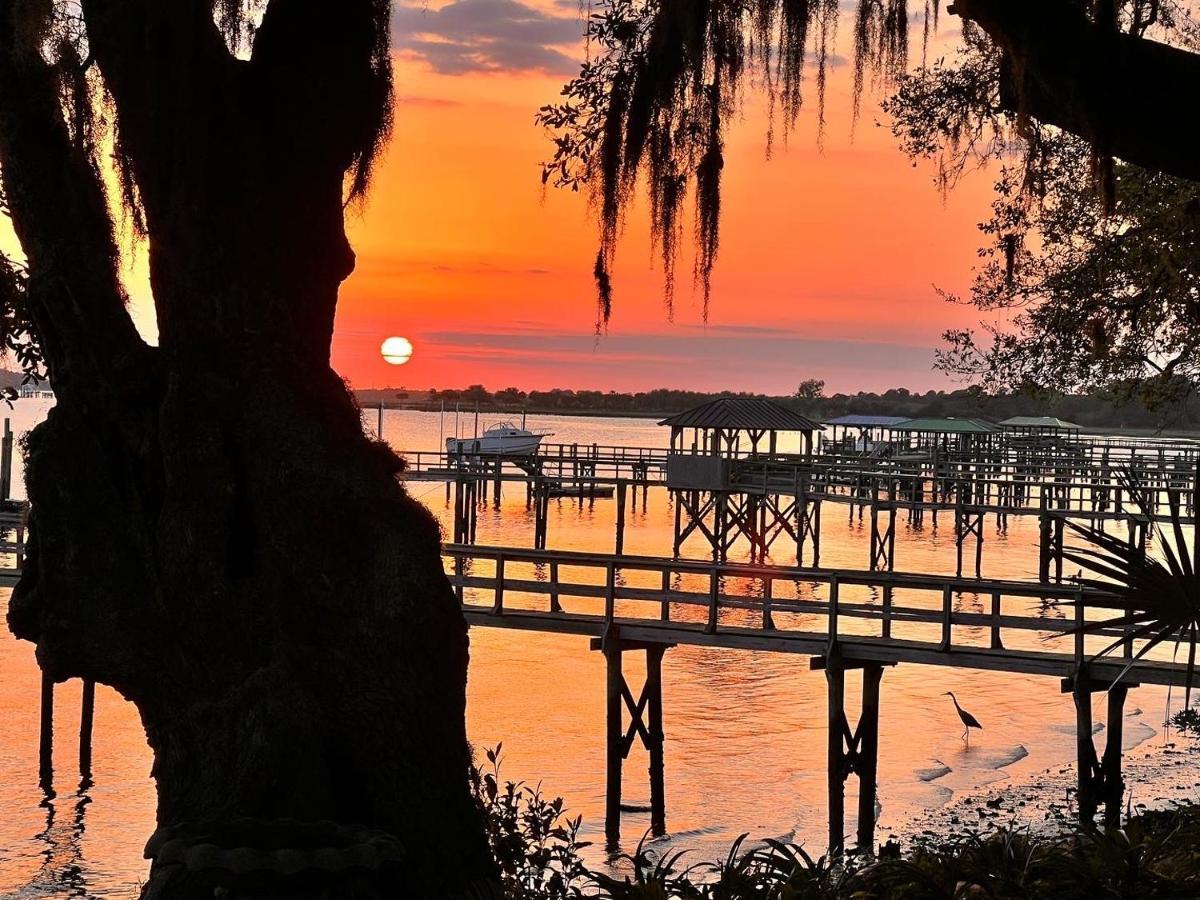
[1061,472,1200,700]
[471,744,593,900]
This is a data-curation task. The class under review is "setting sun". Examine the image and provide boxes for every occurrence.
[380,335,414,365]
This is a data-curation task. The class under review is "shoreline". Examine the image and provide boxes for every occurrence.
[890,725,1199,850]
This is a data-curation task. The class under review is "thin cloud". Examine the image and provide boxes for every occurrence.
[392,0,583,76]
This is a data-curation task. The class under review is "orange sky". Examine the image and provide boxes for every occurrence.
[334,1,1001,394]
[0,3,1001,396]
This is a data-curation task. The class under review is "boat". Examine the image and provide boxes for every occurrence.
[446,422,552,457]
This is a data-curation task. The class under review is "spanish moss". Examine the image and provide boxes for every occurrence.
[538,0,922,324]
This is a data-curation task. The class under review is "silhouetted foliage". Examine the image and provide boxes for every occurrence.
[887,13,1200,406]
[473,746,1200,898]
[540,0,1200,324]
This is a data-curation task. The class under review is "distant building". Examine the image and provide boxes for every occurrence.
[18,382,54,400]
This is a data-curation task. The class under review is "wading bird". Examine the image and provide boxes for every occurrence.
[944,692,982,746]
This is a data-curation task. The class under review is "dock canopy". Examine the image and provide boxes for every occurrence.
[822,414,910,457]
[893,416,999,453]
[894,417,999,434]
[659,397,823,455]
[998,415,1082,432]
[822,415,910,428]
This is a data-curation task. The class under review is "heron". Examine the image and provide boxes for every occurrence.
[944,692,982,745]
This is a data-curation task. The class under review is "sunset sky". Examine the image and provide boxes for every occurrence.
[4,2,1004,395]
[331,0,1003,395]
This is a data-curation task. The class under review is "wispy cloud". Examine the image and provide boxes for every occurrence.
[392,0,583,76]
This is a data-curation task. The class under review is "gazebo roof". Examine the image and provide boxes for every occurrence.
[998,416,1082,430]
[894,417,999,434]
[823,415,910,428]
[658,398,824,433]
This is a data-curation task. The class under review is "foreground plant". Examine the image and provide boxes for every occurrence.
[475,746,1200,898]
[1062,473,1200,699]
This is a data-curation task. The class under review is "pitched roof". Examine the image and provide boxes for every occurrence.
[658,398,824,432]
[894,417,999,434]
[823,415,911,428]
[998,416,1082,430]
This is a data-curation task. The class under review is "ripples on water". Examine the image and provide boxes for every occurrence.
[0,406,1181,896]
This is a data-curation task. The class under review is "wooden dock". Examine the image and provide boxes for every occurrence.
[450,543,1197,853]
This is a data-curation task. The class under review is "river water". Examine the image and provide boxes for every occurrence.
[0,404,1185,897]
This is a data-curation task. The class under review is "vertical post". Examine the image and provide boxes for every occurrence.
[615,481,627,555]
[39,669,53,788]
[856,664,883,853]
[940,584,953,651]
[660,568,671,621]
[990,590,1003,649]
[826,654,845,856]
[79,679,96,777]
[605,641,624,847]
[377,404,383,440]
[492,555,505,615]
[0,418,11,501]
[646,645,667,836]
[605,562,616,622]
[706,567,719,634]
[1074,677,1097,824]
[1102,685,1128,828]
[549,560,561,612]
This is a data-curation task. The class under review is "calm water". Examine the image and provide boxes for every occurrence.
[0,404,1181,897]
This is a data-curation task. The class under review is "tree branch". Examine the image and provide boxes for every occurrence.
[0,0,151,400]
[949,0,1200,182]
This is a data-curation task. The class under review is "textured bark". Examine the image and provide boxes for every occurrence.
[0,2,496,897]
[950,0,1200,182]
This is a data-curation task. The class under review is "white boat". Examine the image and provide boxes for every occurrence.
[446,422,551,457]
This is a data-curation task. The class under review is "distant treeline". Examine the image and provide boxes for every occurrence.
[353,382,1200,433]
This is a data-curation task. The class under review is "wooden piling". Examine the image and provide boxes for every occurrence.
[646,645,667,836]
[0,418,11,501]
[39,669,53,787]
[826,655,846,856]
[856,664,883,853]
[79,679,96,777]
[605,641,624,847]
[615,481,627,555]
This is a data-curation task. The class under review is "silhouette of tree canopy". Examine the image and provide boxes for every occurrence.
[538,0,1200,322]
[0,2,495,897]
[885,8,1200,406]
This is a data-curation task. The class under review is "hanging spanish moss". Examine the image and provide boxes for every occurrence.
[538,0,926,326]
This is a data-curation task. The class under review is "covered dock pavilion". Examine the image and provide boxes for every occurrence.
[822,414,909,455]
[659,397,824,456]
[998,415,1083,436]
[892,416,1001,454]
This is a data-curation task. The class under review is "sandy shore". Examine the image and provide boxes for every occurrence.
[888,728,1200,849]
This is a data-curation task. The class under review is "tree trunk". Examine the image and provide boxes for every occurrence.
[950,0,1200,182]
[0,2,498,896]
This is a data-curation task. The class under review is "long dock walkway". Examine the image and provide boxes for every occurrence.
[451,542,1197,852]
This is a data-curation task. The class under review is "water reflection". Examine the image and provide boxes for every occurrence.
[29,771,95,899]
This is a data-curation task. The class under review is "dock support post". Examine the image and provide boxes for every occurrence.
[39,668,53,788]
[646,644,667,836]
[826,653,845,856]
[820,652,888,857]
[605,638,623,848]
[596,634,672,847]
[79,679,96,777]
[1067,673,1133,828]
[615,481,627,555]
[0,418,11,500]
[856,664,882,852]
